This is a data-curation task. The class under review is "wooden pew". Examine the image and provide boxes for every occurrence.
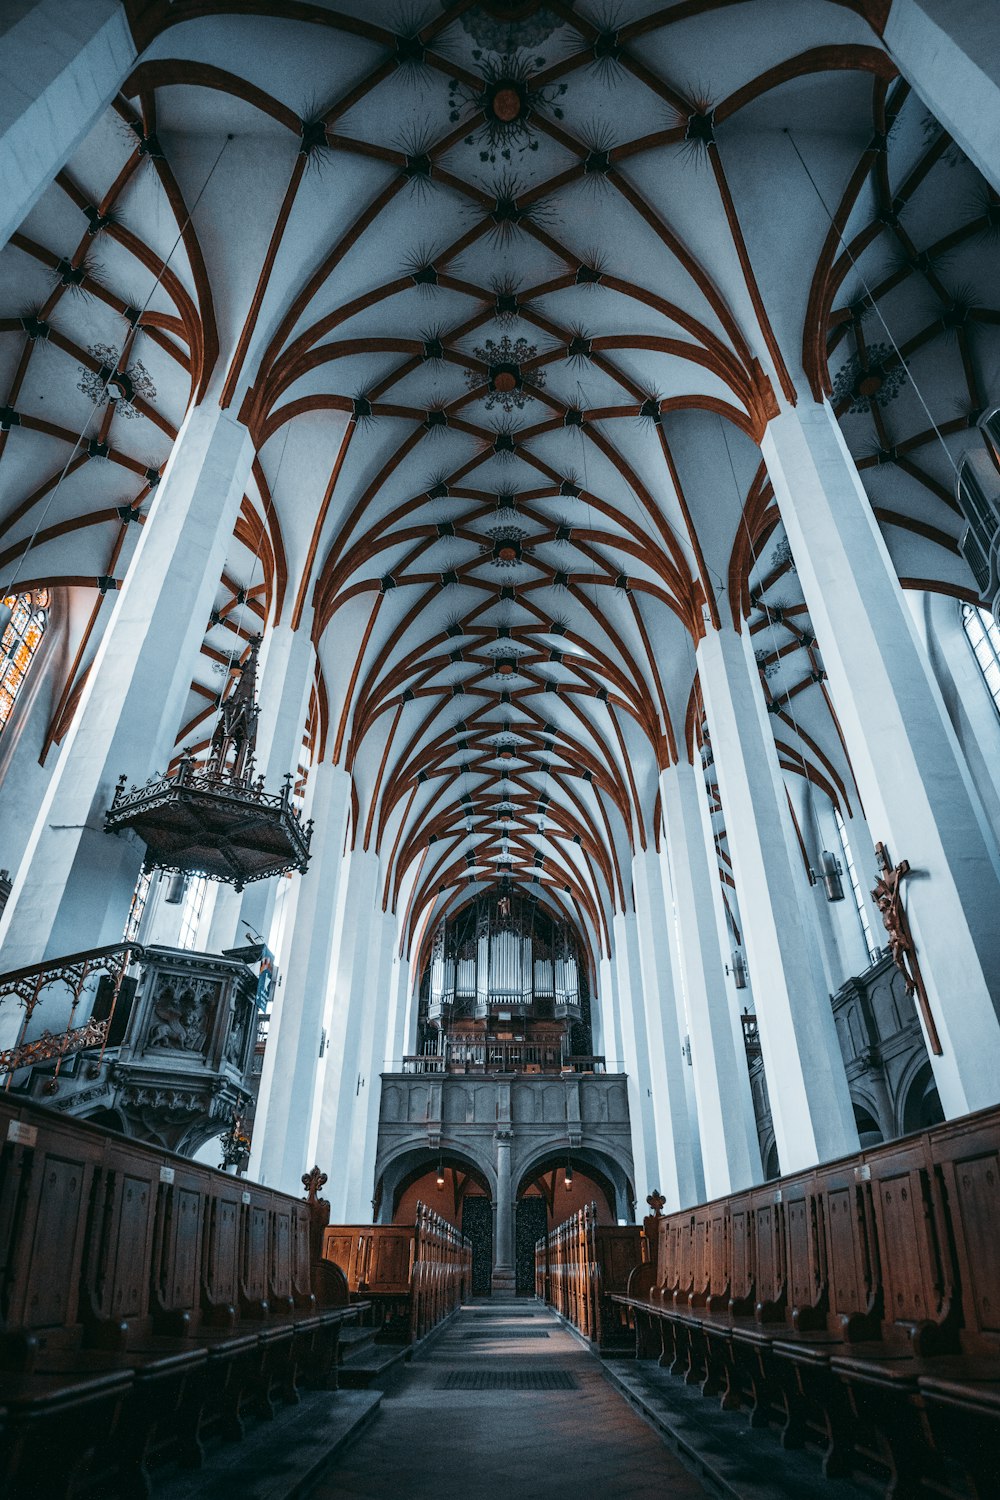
[604,1103,1000,1498]
[321,1203,470,1344]
[0,1098,359,1498]
[538,1205,642,1350]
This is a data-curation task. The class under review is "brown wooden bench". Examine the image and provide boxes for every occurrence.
[321,1203,470,1344]
[537,1204,643,1351]
[0,1098,360,1498]
[605,1103,1000,1498]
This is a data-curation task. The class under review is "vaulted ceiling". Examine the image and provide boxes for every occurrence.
[1,0,997,970]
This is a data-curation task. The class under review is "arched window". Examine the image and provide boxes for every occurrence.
[0,590,50,735]
[961,603,1000,716]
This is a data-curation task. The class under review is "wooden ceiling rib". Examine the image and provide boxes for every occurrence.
[0,1,994,959]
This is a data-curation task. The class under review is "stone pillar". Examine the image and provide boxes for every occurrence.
[249,762,351,1195]
[882,0,1000,194]
[763,399,1000,1117]
[384,950,412,1066]
[316,848,381,1222]
[611,910,659,1205]
[343,911,398,1219]
[492,1124,515,1294]
[660,760,762,1198]
[208,614,316,953]
[631,851,702,1209]
[0,0,136,251]
[0,403,253,969]
[697,618,858,1172]
[597,952,621,1066]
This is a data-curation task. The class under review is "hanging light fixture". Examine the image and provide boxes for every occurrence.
[820,849,845,902]
[728,947,747,990]
[564,1160,573,1191]
[436,1157,446,1190]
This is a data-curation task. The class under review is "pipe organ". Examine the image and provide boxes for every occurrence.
[427,892,581,1022]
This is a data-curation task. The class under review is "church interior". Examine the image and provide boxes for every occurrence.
[1,0,999,1495]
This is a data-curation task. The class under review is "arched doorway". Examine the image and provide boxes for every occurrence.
[901,1060,945,1136]
[387,1156,494,1297]
[514,1153,619,1296]
[853,1101,885,1149]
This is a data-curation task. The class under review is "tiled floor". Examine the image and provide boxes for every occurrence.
[313,1302,711,1499]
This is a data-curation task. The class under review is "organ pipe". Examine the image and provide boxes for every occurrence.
[427,892,582,1018]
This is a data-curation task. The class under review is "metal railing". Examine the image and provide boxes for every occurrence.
[0,942,144,1082]
[399,1042,608,1075]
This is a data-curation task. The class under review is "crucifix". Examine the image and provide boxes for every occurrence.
[871,842,942,1055]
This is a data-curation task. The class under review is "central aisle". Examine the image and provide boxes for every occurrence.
[315,1302,711,1499]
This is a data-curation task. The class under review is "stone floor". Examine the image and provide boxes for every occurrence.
[313,1301,710,1499]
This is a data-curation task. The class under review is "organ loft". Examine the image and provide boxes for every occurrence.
[0,1,999,1496]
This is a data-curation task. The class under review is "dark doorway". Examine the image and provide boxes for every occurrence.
[515,1196,548,1295]
[461,1196,493,1296]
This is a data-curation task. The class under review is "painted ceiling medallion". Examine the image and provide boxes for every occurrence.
[467,334,545,410]
[482,523,531,566]
[78,343,155,419]
[448,51,567,164]
[458,4,564,57]
[832,341,908,415]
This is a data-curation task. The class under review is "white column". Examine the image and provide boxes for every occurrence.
[611,910,658,1206]
[697,619,858,1172]
[660,760,762,1198]
[342,911,398,1219]
[588,955,605,1057]
[385,950,413,1065]
[631,851,701,1209]
[0,403,253,969]
[492,1126,515,1293]
[0,0,136,251]
[763,400,1000,1117]
[208,615,316,953]
[598,951,621,1066]
[883,0,1000,194]
[317,848,381,1221]
[249,761,351,1195]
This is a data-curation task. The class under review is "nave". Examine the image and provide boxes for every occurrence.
[315,1301,704,1500]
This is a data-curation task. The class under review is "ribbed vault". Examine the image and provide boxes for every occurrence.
[1,0,997,965]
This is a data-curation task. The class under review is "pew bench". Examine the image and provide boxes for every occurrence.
[321,1206,471,1346]
[0,1099,362,1497]
[607,1103,1000,1498]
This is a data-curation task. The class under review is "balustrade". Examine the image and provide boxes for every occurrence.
[402,1041,606,1075]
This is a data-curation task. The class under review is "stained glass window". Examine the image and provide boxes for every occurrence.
[178,875,208,950]
[834,807,878,964]
[124,869,153,944]
[962,603,1000,717]
[0,591,49,735]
